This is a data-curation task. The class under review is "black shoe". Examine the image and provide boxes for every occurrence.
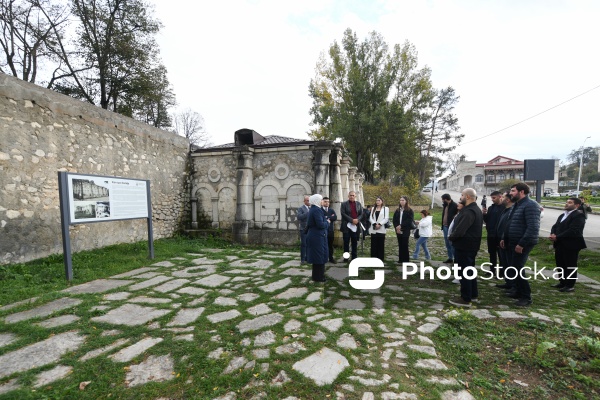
[329,259,336,264]
[559,286,575,292]
[444,258,454,264]
[515,298,532,307]
[551,283,565,288]
[495,283,511,289]
[505,291,519,299]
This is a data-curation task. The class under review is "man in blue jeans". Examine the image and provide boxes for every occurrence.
[340,191,363,261]
[441,194,458,263]
[502,182,540,307]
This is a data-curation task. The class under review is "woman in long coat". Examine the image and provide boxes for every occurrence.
[306,193,329,282]
[392,196,414,264]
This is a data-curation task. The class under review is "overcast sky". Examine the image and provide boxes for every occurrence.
[152,0,599,166]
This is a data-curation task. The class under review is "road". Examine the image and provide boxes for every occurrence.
[425,189,600,250]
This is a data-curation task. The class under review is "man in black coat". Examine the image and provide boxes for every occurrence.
[448,188,483,307]
[340,191,363,261]
[482,190,503,268]
[550,197,587,292]
[441,194,458,263]
[322,197,338,263]
[504,182,540,307]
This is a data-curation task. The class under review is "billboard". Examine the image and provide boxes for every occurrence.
[523,159,555,181]
[66,174,149,224]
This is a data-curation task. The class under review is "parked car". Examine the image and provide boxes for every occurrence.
[545,192,562,197]
[422,187,431,192]
[567,190,582,196]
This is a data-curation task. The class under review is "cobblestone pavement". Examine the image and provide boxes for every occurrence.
[0,247,598,399]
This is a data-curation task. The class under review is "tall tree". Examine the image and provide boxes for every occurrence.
[416,87,463,182]
[308,29,460,184]
[173,108,211,148]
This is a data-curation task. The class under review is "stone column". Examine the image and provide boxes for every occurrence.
[278,195,287,230]
[357,174,364,204]
[233,146,254,244]
[190,197,198,229]
[312,142,331,197]
[340,157,350,199]
[348,167,357,194]
[211,196,219,228]
[329,144,343,218]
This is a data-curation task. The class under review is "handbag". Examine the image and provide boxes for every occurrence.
[413,229,420,239]
[411,220,417,230]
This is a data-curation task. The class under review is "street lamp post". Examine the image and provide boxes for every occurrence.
[576,136,591,192]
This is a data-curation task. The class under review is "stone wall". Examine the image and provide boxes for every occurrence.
[0,74,189,265]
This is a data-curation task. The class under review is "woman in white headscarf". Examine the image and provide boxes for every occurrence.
[306,194,328,282]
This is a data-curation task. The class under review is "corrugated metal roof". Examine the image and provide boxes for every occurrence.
[205,135,310,149]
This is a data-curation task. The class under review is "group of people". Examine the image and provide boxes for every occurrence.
[297,184,589,306]
[448,183,587,308]
[297,191,434,282]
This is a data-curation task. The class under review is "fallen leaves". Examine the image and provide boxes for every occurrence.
[79,381,91,390]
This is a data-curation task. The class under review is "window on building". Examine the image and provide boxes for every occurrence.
[518,173,524,180]
[486,175,495,182]
[475,174,484,183]
[509,173,515,179]
[498,174,505,182]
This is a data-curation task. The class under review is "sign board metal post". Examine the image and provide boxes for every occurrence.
[58,172,73,281]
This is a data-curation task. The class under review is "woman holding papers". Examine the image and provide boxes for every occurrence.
[306,193,329,282]
[369,196,389,262]
[393,196,414,264]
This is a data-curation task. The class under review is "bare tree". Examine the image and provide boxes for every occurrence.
[173,108,211,148]
[0,0,69,84]
[443,152,466,175]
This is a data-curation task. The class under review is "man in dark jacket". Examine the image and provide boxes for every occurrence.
[482,190,503,268]
[340,191,363,261]
[550,197,587,291]
[441,194,458,263]
[448,188,483,307]
[496,191,515,289]
[322,197,338,263]
[505,182,540,307]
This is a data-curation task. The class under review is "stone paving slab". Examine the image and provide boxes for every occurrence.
[33,365,73,388]
[111,267,158,278]
[128,276,172,291]
[0,331,85,379]
[167,307,205,326]
[194,274,231,287]
[0,333,18,348]
[80,338,130,361]
[90,304,171,326]
[237,313,284,333]
[4,298,82,324]
[292,347,350,386]
[0,297,39,312]
[35,314,80,328]
[62,279,135,294]
[153,278,190,293]
[125,354,174,387]
[109,337,163,363]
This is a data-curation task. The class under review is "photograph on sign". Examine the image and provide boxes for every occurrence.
[67,174,148,224]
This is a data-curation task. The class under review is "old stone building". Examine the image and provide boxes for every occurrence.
[190,129,364,245]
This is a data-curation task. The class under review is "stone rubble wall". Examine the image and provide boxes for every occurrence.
[0,74,189,265]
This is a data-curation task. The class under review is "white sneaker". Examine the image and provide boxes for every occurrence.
[452,279,460,284]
